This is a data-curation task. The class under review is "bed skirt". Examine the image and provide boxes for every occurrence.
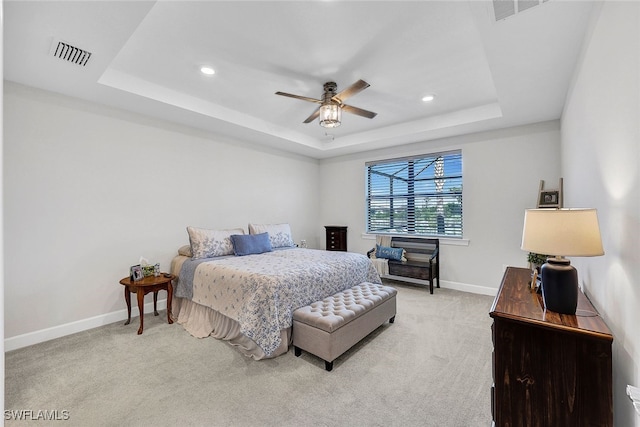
[171,297,291,360]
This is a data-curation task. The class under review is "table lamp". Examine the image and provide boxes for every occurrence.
[521,208,604,314]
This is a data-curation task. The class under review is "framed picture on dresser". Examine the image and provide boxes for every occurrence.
[538,190,560,207]
[536,178,563,208]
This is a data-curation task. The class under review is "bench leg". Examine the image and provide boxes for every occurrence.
[295,346,333,371]
[429,279,434,294]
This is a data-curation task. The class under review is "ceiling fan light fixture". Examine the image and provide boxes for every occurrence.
[276,79,375,127]
[319,103,341,128]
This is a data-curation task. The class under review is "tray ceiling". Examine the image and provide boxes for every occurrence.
[4,1,595,158]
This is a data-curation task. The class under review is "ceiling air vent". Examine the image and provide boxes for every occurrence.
[50,39,92,66]
[492,0,548,21]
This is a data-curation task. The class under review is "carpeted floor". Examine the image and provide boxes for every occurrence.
[5,281,495,426]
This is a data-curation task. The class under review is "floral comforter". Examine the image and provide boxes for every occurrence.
[175,248,381,356]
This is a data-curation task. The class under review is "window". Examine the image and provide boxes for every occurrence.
[366,150,463,238]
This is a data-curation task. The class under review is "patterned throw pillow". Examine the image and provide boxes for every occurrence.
[375,244,404,261]
[187,226,245,259]
[248,223,295,248]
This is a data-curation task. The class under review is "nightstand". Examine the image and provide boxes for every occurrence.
[119,274,174,335]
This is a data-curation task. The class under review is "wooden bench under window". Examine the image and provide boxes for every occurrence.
[367,236,440,294]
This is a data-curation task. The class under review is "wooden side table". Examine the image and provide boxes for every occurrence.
[119,274,174,335]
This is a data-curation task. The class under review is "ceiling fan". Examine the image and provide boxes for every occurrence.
[275,79,377,128]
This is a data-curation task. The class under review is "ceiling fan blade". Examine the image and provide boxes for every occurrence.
[333,79,370,102]
[303,107,321,123]
[342,104,377,119]
[275,91,322,104]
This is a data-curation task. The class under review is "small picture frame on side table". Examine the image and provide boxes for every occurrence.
[130,265,143,282]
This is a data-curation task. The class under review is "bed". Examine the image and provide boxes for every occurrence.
[170,225,381,359]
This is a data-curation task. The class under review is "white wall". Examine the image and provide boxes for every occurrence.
[319,121,561,293]
[4,80,563,346]
[3,82,320,346]
[561,2,640,425]
[1,12,5,416]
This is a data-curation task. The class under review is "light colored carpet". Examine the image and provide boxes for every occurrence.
[5,281,495,426]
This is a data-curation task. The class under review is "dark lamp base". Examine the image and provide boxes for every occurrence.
[540,259,578,315]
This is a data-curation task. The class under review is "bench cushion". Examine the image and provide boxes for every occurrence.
[293,282,397,333]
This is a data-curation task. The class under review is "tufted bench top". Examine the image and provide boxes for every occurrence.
[293,282,397,333]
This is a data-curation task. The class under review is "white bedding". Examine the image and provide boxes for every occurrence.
[171,248,381,358]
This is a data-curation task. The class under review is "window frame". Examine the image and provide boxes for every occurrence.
[365,150,463,238]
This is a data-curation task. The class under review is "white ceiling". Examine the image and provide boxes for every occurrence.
[4,1,595,159]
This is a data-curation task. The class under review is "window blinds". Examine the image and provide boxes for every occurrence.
[366,150,463,238]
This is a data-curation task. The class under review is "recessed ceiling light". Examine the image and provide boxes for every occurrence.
[200,66,215,75]
[422,94,436,102]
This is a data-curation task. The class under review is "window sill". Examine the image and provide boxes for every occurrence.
[361,233,469,247]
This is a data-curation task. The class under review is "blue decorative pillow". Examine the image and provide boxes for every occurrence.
[231,233,272,256]
[376,244,404,261]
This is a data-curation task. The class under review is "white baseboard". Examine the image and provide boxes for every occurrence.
[383,275,497,296]
[440,280,497,296]
[4,299,168,352]
[4,279,496,352]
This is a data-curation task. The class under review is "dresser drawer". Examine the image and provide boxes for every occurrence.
[325,226,347,251]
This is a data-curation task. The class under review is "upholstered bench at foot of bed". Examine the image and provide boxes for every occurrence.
[292,282,397,371]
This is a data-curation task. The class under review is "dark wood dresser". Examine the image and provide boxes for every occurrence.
[490,267,613,427]
[325,226,347,251]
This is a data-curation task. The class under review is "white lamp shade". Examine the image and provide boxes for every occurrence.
[521,208,604,257]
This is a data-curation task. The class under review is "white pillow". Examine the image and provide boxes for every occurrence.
[177,245,192,257]
[187,226,245,259]
[248,223,294,248]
